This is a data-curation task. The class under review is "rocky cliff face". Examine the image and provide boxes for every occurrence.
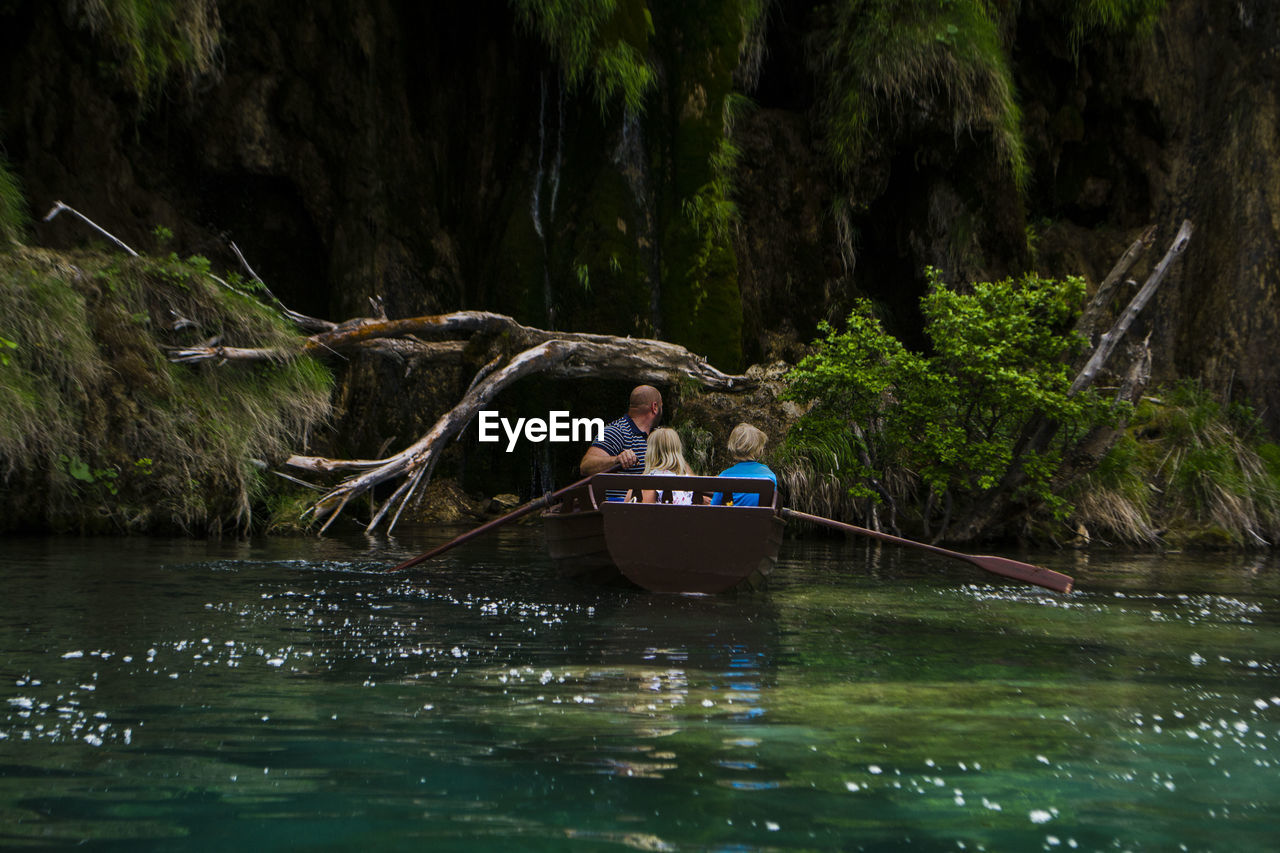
[2,0,1279,452]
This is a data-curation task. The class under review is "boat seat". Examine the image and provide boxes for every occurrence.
[589,474,776,509]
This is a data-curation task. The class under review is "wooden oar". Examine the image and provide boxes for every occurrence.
[780,508,1074,593]
[387,465,617,573]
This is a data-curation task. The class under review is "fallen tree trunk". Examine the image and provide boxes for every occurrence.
[288,329,755,533]
[172,310,755,532]
[169,310,750,391]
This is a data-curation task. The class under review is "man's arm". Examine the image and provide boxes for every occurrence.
[579,445,637,476]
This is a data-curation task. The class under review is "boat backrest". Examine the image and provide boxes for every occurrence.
[588,474,777,508]
[551,480,599,514]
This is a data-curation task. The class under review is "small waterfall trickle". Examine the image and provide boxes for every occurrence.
[530,443,556,501]
[614,112,661,336]
[549,79,564,225]
[531,76,547,243]
[530,74,565,329]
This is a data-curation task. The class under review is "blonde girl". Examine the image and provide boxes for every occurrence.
[637,427,694,504]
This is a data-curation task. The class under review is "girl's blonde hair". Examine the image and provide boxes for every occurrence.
[727,423,767,461]
[643,427,693,476]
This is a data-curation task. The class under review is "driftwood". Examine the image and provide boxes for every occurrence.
[281,322,755,533]
[172,309,757,533]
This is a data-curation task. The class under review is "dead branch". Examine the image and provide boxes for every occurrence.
[305,339,577,532]
[291,328,757,533]
[1070,220,1193,395]
[228,240,336,333]
[44,201,140,257]
[169,338,468,365]
[1075,224,1157,342]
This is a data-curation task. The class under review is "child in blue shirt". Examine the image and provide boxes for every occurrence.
[710,423,777,506]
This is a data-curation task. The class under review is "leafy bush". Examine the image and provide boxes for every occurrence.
[784,268,1114,530]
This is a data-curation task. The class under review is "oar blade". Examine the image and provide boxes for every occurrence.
[968,555,1073,593]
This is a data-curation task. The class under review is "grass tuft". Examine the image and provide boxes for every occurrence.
[0,154,28,248]
[510,0,655,117]
[808,0,1027,188]
[1070,382,1280,547]
[0,247,331,534]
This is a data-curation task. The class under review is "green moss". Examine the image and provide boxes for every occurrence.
[0,248,332,534]
[510,0,656,116]
[660,218,743,368]
[808,0,1026,189]
[504,0,760,366]
[1066,0,1166,46]
[73,0,221,100]
[649,0,751,369]
[806,1,1164,193]
[0,154,27,248]
[559,163,652,333]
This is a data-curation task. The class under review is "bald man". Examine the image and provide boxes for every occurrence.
[579,385,664,500]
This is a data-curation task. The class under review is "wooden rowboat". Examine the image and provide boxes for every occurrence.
[398,471,1072,594]
[541,473,786,594]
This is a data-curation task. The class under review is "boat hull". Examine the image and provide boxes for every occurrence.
[602,503,785,593]
[541,473,785,594]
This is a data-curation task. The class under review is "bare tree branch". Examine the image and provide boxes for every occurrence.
[1075,224,1157,342]
[1070,220,1193,396]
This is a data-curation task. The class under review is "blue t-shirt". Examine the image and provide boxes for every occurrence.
[710,460,777,506]
[591,415,648,501]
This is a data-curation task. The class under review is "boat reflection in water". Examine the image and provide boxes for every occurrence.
[545,589,783,782]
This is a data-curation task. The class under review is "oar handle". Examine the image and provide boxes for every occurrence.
[387,463,620,573]
[389,493,551,572]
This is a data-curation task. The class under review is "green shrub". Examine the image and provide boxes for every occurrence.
[784,268,1114,528]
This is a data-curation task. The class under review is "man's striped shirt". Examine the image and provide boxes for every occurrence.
[592,415,648,501]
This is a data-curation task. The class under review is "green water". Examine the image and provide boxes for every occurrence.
[1,529,1277,851]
